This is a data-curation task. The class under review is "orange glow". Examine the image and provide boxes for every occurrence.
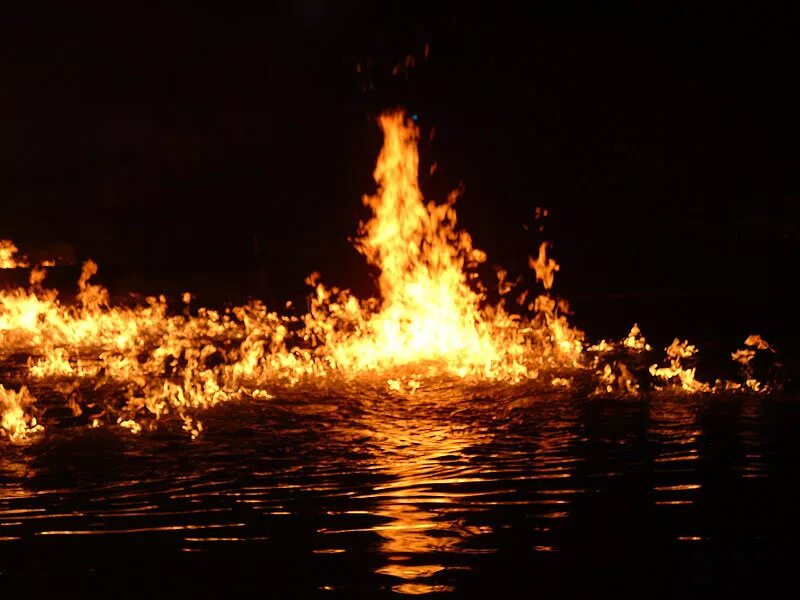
[0,240,27,269]
[649,339,710,393]
[0,384,42,443]
[0,110,773,442]
[302,111,582,379]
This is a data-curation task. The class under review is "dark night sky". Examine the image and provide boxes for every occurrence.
[1,3,798,341]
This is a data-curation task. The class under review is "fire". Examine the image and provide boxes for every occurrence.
[649,339,710,393]
[305,111,578,378]
[0,384,42,443]
[0,110,777,443]
[0,240,27,269]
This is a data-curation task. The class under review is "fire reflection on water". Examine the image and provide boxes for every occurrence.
[365,391,487,594]
[0,106,788,595]
[0,384,793,594]
[330,382,582,593]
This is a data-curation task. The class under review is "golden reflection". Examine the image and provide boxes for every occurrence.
[336,384,582,592]
[36,522,245,536]
[354,387,492,591]
[392,582,455,595]
[649,395,703,506]
[738,396,767,478]
[0,442,38,537]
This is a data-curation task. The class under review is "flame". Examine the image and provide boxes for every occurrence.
[622,323,651,352]
[0,110,775,441]
[0,384,42,442]
[528,242,559,290]
[595,361,639,395]
[649,339,710,393]
[0,240,27,269]
[303,111,579,378]
[730,334,775,392]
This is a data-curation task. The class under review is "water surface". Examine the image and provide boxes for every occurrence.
[1,385,797,597]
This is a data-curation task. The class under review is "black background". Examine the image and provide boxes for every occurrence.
[2,2,798,346]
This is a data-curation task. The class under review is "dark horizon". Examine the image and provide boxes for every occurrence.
[2,3,798,344]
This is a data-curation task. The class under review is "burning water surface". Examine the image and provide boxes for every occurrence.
[0,111,777,444]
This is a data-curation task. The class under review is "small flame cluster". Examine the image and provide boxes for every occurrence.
[0,111,775,443]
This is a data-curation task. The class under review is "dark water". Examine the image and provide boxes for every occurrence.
[1,384,798,597]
